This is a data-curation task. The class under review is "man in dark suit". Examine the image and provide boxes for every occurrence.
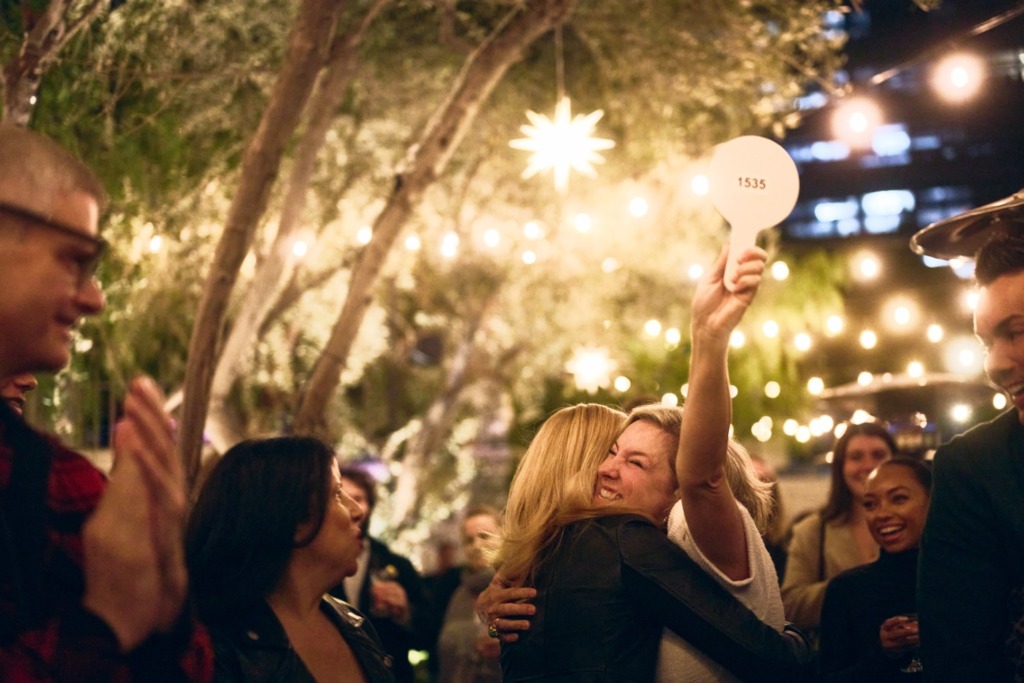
[334,466,430,683]
[918,231,1024,681]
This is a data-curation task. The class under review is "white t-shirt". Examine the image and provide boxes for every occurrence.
[655,499,786,683]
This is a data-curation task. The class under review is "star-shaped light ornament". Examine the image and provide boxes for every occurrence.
[509,97,615,193]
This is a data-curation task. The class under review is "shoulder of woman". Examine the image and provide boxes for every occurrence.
[790,510,824,536]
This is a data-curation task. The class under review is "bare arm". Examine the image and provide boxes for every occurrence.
[676,246,766,581]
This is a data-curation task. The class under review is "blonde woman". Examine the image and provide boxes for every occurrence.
[626,405,783,683]
[490,248,808,682]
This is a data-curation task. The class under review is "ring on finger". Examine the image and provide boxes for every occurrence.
[488,620,500,639]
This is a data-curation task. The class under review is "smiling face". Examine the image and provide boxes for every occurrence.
[594,420,679,521]
[842,434,893,501]
[862,463,931,554]
[0,190,105,377]
[975,270,1024,424]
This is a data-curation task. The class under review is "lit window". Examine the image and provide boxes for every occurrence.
[814,198,859,222]
[862,190,915,216]
[810,141,851,162]
[871,125,911,157]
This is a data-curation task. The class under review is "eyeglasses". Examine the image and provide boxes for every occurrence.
[0,201,107,286]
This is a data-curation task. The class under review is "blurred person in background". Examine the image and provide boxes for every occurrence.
[0,373,37,414]
[334,465,431,683]
[750,452,789,582]
[781,422,896,638]
[427,505,502,683]
[819,457,932,681]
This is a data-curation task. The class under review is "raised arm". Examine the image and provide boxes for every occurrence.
[676,246,767,581]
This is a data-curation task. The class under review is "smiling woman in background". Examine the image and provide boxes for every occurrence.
[781,422,896,636]
[818,457,932,681]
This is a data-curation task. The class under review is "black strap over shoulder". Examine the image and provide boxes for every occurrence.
[0,401,55,640]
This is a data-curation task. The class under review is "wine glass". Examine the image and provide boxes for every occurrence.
[369,564,399,617]
[898,613,923,674]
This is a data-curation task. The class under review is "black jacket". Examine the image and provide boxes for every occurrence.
[332,537,430,683]
[208,595,394,682]
[819,549,921,682]
[918,409,1024,681]
[501,514,811,683]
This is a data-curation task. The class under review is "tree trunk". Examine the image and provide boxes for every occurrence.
[1,0,106,126]
[292,0,578,436]
[178,0,347,492]
[205,0,390,453]
[387,308,490,529]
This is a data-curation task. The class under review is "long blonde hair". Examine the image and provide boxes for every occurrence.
[493,404,627,584]
[625,403,774,532]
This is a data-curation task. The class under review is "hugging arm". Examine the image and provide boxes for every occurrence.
[475,572,537,643]
[620,518,811,683]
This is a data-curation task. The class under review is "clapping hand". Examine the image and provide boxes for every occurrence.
[81,376,187,651]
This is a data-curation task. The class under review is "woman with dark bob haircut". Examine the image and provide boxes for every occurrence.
[782,421,897,637]
[186,436,394,682]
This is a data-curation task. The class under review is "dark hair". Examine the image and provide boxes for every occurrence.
[873,456,933,493]
[339,465,377,513]
[822,422,897,523]
[186,436,336,621]
[975,232,1024,286]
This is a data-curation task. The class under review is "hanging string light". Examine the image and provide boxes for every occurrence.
[510,26,614,193]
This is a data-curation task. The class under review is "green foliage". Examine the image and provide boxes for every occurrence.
[11,0,851,529]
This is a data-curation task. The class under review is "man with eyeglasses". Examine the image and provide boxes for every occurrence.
[0,124,212,680]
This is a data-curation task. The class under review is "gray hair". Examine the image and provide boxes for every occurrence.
[625,403,774,532]
[0,124,106,211]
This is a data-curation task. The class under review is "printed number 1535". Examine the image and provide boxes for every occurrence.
[738,177,767,190]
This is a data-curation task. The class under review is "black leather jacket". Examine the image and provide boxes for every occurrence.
[501,514,811,682]
[209,595,395,682]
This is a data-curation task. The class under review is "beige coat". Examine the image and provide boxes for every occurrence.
[780,512,878,631]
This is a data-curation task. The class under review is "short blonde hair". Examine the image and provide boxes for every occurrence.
[625,403,774,532]
[493,404,626,583]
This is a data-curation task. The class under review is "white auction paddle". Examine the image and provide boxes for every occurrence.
[707,135,800,290]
